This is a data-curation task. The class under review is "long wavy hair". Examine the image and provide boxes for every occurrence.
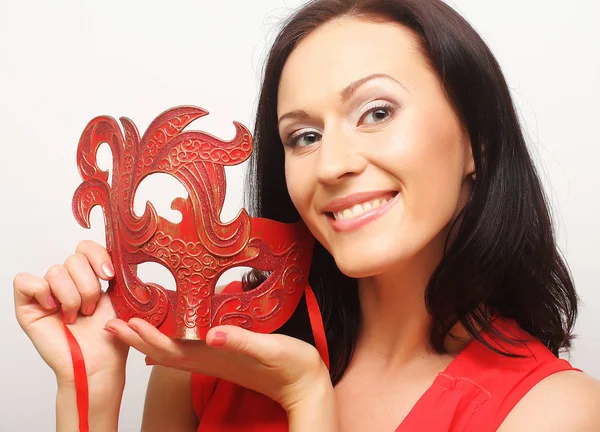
[241,0,578,385]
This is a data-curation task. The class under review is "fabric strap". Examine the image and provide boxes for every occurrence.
[63,322,89,432]
[304,285,330,370]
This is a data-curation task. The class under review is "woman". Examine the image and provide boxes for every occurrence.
[13,0,600,430]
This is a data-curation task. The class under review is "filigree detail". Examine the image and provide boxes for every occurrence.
[72,106,313,339]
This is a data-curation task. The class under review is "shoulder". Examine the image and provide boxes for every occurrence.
[498,370,600,431]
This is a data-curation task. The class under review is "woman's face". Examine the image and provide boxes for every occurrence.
[277,17,475,278]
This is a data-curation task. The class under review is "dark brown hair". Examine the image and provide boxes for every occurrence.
[243,0,578,385]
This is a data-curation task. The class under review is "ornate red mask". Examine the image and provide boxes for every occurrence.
[71,106,316,340]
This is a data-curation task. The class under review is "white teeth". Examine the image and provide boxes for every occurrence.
[332,196,392,221]
[351,204,362,214]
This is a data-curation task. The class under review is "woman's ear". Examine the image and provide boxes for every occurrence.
[465,140,484,182]
[465,150,476,182]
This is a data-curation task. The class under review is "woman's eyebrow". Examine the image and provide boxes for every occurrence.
[278,73,408,126]
[278,109,310,127]
[339,72,409,102]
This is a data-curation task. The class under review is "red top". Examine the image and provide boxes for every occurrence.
[191,282,579,431]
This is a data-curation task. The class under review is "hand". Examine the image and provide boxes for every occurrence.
[105,317,331,413]
[13,240,129,386]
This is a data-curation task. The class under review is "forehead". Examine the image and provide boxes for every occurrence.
[277,17,427,114]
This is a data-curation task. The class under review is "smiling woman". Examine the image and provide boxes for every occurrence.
[10,0,600,431]
[239,0,600,430]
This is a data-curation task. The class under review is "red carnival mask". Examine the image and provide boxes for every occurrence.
[71,106,316,340]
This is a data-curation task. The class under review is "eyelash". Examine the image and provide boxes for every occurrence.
[284,102,398,148]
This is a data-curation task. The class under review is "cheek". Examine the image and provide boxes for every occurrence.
[404,135,466,222]
[284,159,311,215]
[378,109,466,217]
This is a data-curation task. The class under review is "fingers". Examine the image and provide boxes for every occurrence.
[104,319,147,348]
[48,240,112,322]
[116,321,279,367]
[206,325,282,366]
[126,319,181,354]
[63,253,101,316]
[75,240,114,281]
[14,240,112,326]
[110,318,234,373]
[44,265,81,324]
[206,326,322,372]
[104,318,193,367]
[13,272,58,311]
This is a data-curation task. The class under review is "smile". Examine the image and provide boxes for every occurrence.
[325,191,400,232]
[332,193,395,220]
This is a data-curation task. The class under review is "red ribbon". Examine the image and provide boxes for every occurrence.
[63,322,89,432]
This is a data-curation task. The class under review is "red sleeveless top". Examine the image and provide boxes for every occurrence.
[191,282,579,431]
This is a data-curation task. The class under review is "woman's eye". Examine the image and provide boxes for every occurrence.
[286,131,322,147]
[360,103,396,125]
[284,103,396,147]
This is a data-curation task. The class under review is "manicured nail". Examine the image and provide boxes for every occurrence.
[209,331,228,347]
[83,303,96,316]
[47,294,57,309]
[102,262,115,278]
[61,309,76,324]
[104,326,118,336]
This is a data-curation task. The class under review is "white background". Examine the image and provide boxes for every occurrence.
[1,0,598,430]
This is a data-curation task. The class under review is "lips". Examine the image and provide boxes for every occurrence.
[322,190,398,214]
[330,193,396,221]
[325,191,400,233]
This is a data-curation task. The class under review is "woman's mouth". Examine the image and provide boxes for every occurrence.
[325,191,400,232]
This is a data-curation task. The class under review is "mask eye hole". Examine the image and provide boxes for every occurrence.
[216,267,273,293]
[216,266,253,292]
[136,261,177,293]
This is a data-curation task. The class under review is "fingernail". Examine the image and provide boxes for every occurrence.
[209,331,227,347]
[61,309,76,324]
[102,262,115,278]
[83,303,96,316]
[47,294,57,309]
[104,326,118,336]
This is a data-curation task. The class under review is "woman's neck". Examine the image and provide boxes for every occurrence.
[354,235,448,370]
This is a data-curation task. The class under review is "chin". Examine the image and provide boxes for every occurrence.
[332,249,399,279]
[329,230,442,280]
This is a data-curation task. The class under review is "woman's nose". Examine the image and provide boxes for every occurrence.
[315,128,367,184]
